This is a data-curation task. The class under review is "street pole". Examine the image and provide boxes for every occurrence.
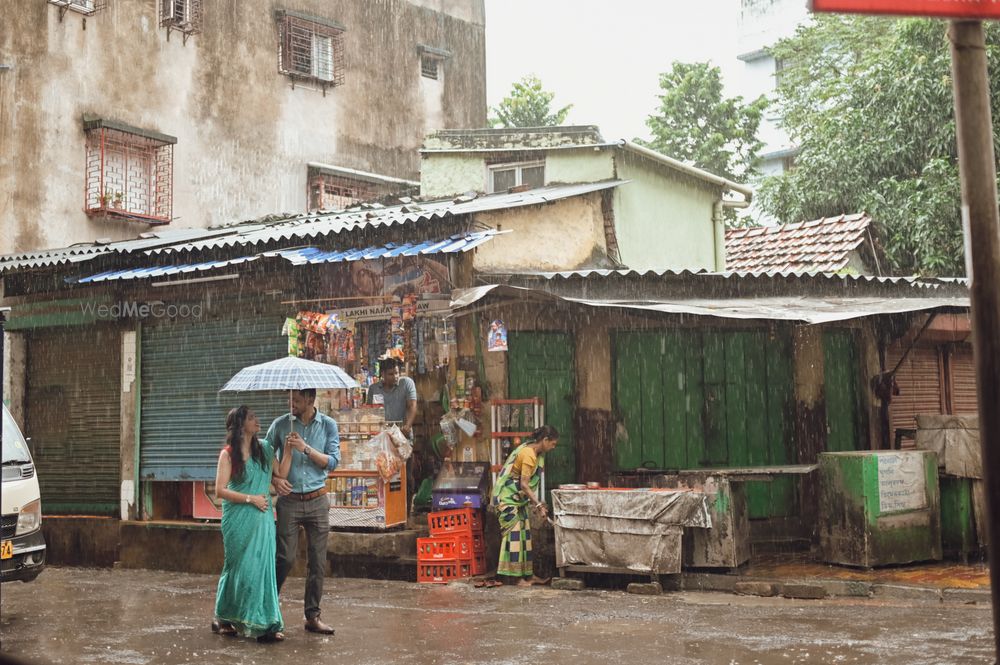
[949,20,1000,659]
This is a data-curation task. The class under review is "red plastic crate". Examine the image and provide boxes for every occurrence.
[453,532,484,557]
[417,558,476,584]
[472,551,487,575]
[417,536,460,561]
[427,507,482,536]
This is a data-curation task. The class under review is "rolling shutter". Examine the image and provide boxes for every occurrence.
[25,327,122,514]
[887,344,942,449]
[947,345,978,416]
[139,316,288,480]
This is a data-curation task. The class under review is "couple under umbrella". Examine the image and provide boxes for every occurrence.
[211,356,357,643]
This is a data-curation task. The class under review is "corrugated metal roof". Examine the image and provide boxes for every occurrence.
[268,230,501,266]
[69,231,499,284]
[73,256,260,284]
[725,213,874,273]
[478,267,966,289]
[0,227,256,273]
[1,181,621,274]
[451,283,970,325]
[144,181,622,256]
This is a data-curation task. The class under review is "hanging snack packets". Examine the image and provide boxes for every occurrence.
[284,317,302,357]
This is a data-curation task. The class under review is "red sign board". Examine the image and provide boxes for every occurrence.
[811,0,1000,19]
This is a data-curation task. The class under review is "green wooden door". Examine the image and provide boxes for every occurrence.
[507,331,575,500]
[823,330,865,452]
[613,329,795,518]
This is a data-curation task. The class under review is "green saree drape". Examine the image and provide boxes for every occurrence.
[213,439,284,638]
[490,443,545,578]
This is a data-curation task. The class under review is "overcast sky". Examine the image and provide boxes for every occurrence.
[484,1,743,142]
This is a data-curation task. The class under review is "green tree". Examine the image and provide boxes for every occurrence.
[637,62,767,184]
[490,75,572,128]
[758,15,1000,276]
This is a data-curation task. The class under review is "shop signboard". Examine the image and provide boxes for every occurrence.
[811,0,1000,19]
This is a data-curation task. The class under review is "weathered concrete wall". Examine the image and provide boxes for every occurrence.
[2,330,26,427]
[0,0,486,254]
[42,516,119,567]
[419,153,484,197]
[471,194,609,272]
[546,149,615,185]
[614,152,721,272]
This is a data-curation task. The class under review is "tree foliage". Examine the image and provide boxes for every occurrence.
[490,75,572,128]
[758,15,1000,276]
[637,61,767,184]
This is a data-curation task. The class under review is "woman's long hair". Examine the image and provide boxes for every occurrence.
[226,406,264,481]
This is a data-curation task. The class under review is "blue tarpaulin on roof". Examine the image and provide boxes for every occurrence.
[70,231,500,283]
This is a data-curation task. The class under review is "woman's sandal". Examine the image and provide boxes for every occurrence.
[474,578,503,588]
[211,620,237,636]
[257,631,285,643]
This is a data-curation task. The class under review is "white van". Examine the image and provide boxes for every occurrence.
[2,403,45,582]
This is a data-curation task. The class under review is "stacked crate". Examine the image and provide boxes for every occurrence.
[416,507,486,583]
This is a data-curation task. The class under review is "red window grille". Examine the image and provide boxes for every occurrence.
[84,119,175,225]
[160,0,202,41]
[308,174,374,212]
[276,10,346,88]
[48,0,107,17]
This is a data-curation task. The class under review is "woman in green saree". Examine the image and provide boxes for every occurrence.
[211,406,292,642]
[490,425,559,587]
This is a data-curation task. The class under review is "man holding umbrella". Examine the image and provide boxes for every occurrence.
[267,388,339,636]
[221,356,358,637]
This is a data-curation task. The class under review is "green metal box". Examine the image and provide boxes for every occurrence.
[818,450,941,567]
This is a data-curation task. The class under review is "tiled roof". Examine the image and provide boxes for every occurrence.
[725,213,873,273]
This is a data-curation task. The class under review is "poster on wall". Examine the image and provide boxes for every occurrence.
[488,319,508,352]
[877,453,927,514]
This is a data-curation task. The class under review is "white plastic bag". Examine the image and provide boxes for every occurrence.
[371,431,402,481]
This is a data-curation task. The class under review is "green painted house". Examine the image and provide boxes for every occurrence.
[420,126,752,273]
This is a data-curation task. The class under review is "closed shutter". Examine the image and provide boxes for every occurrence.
[887,344,942,448]
[947,345,978,415]
[139,316,288,480]
[25,327,122,514]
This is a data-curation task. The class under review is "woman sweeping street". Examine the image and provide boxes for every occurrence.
[490,425,559,587]
[211,406,292,642]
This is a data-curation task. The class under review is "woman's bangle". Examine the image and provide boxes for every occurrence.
[244,494,250,504]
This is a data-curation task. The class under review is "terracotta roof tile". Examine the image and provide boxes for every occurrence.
[725,213,873,273]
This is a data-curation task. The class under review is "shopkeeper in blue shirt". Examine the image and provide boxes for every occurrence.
[266,388,339,636]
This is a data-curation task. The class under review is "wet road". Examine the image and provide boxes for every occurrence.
[0,567,994,665]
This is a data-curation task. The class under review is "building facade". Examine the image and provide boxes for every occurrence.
[0,0,486,254]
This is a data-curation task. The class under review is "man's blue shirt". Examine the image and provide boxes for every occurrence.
[266,411,340,493]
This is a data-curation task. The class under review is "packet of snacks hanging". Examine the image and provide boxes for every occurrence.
[372,425,412,481]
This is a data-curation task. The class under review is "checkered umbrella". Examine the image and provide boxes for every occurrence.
[219,356,359,392]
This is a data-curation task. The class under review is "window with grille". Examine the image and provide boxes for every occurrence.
[48,0,107,16]
[84,117,176,225]
[487,161,545,193]
[160,0,202,36]
[417,44,450,82]
[276,10,346,88]
[308,174,374,212]
[421,56,439,80]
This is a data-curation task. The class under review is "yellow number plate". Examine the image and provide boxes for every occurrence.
[0,540,12,560]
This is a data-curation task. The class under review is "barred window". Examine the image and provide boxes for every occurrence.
[160,0,202,39]
[84,116,175,225]
[308,174,374,212]
[48,0,107,17]
[276,10,346,88]
[417,44,450,82]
